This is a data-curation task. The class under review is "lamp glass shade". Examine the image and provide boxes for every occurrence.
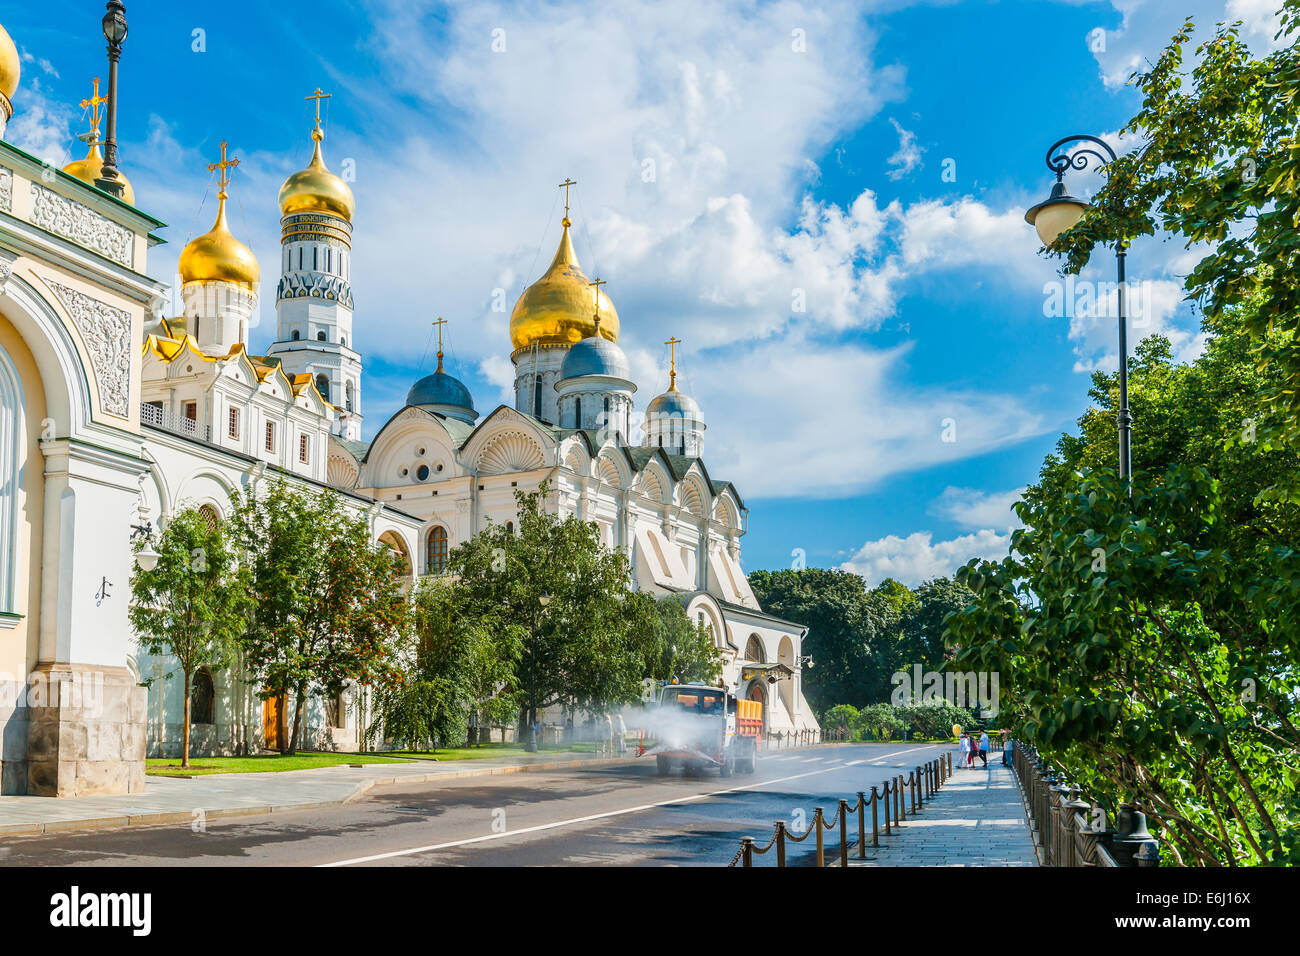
[103,7,128,44]
[135,544,159,572]
[1029,198,1088,245]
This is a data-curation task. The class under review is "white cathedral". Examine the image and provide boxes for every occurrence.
[0,20,816,797]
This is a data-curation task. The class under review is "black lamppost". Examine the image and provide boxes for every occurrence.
[94,1,128,199]
[1025,134,1131,483]
[524,591,551,753]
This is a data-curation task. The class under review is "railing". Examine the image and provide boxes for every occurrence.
[1010,740,1158,867]
[141,402,212,442]
[728,753,951,867]
[764,727,848,749]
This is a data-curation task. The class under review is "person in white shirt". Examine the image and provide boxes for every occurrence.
[616,712,627,755]
[978,730,990,768]
[958,733,971,768]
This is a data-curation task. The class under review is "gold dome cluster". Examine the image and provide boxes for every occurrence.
[509,221,620,352]
[278,126,354,222]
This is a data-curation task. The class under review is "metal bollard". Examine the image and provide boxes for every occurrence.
[897,774,906,821]
[741,836,754,867]
[839,799,849,868]
[883,782,892,836]
[814,807,825,867]
[871,786,880,846]
[775,820,787,867]
[857,791,867,859]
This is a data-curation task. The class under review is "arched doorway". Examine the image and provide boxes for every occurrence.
[747,681,768,735]
[377,530,412,581]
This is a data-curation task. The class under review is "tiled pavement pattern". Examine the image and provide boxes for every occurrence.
[845,753,1039,867]
[0,750,636,836]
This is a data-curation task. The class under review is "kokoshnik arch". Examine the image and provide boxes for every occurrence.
[0,15,815,797]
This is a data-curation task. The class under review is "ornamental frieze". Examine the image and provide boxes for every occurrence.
[31,185,134,268]
[0,166,11,212]
[276,271,354,309]
[46,279,132,418]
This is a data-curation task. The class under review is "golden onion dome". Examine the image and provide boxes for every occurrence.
[278,127,354,221]
[178,193,260,287]
[509,220,620,351]
[0,22,18,104]
[63,142,135,205]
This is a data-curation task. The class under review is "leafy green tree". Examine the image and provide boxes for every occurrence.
[129,507,251,768]
[749,568,901,711]
[855,703,906,742]
[447,484,647,728]
[896,577,973,673]
[634,594,723,686]
[228,480,409,754]
[821,704,859,738]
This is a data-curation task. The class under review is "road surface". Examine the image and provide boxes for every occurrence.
[0,743,951,867]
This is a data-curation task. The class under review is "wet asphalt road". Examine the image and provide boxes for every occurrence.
[0,743,950,867]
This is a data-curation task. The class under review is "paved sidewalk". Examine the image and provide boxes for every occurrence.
[846,754,1038,867]
[0,749,639,837]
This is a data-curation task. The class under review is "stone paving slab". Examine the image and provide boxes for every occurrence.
[844,755,1039,867]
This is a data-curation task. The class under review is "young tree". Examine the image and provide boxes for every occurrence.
[229,480,409,754]
[633,594,723,686]
[129,507,250,768]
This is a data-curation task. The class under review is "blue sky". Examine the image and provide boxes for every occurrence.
[4,0,1284,581]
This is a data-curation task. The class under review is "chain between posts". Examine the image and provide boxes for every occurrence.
[731,755,949,867]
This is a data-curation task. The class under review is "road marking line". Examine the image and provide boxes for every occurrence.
[318,745,936,867]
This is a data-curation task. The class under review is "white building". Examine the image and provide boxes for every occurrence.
[0,18,814,797]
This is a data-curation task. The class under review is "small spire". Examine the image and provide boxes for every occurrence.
[558,177,576,228]
[306,87,331,143]
[433,316,447,372]
[589,277,606,337]
[665,336,682,391]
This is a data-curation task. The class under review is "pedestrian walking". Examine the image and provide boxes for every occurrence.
[978,729,990,768]
[616,712,627,755]
[958,732,971,768]
[605,712,615,756]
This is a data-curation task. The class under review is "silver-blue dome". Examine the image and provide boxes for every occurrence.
[406,368,477,415]
[646,387,701,419]
[559,334,631,381]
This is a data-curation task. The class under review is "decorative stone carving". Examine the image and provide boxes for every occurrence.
[0,166,11,213]
[0,258,12,296]
[47,280,132,418]
[30,185,134,268]
[276,271,354,309]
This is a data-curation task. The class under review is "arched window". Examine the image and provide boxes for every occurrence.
[291,329,300,341]
[505,520,514,535]
[745,635,766,664]
[191,668,215,725]
[533,376,542,418]
[345,381,354,412]
[427,525,448,574]
[574,397,582,429]
[198,503,220,532]
[316,331,326,341]
[315,373,330,402]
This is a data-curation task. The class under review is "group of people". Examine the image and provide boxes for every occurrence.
[958,730,991,768]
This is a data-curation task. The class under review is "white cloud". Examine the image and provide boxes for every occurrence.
[840,528,1011,587]
[929,486,1026,531]
[885,117,921,181]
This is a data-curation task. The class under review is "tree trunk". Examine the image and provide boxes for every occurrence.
[182,669,192,769]
[287,689,304,756]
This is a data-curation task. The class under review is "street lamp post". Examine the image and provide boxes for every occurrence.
[1025,134,1132,484]
[94,1,128,199]
[525,591,551,753]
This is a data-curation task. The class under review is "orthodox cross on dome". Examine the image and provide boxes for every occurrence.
[79,77,107,142]
[665,336,681,390]
[588,277,606,334]
[207,140,240,200]
[558,177,576,227]
[306,87,331,139]
[432,316,447,371]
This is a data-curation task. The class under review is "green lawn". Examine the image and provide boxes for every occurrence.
[146,752,416,776]
[385,741,615,761]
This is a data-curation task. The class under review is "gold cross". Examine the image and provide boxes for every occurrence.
[80,77,107,135]
[588,277,606,329]
[665,336,682,390]
[558,177,576,224]
[207,141,240,199]
[432,316,447,369]
[306,88,331,129]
